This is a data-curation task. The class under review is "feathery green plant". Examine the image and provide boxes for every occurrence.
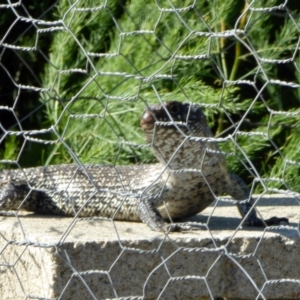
[39,0,300,192]
[2,0,299,192]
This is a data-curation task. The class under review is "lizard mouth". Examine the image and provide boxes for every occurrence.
[140,110,155,131]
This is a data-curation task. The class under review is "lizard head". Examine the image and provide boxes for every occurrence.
[140,100,209,134]
[140,101,217,168]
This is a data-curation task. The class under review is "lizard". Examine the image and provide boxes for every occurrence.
[0,101,288,231]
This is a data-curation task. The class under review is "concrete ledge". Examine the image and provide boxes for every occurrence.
[0,195,300,300]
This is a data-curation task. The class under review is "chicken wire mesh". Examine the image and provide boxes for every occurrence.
[0,0,300,299]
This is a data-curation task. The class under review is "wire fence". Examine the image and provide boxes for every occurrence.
[0,0,300,299]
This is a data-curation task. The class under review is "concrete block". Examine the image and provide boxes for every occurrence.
[0,194,299,299]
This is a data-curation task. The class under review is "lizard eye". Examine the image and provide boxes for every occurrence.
[169,103,180,115]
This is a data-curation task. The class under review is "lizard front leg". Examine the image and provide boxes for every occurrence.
[137,195,192,232]
[227,172,288,226]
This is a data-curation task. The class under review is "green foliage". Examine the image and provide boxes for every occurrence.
[0,135,19,167]
[39,0,300,192]
[2,0,300,192]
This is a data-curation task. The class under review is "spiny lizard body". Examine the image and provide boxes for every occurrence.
[0,101,288,231]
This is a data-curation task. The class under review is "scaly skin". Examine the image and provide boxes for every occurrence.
[0,101,288,231]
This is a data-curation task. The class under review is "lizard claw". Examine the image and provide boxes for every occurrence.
[166,223,192,232]
[247,216,289,227]
[166,222,206,232]
[264,216,289,226]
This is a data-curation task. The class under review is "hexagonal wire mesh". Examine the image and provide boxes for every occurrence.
[0,0,300,299]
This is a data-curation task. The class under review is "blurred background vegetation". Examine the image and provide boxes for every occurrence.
[0,0,299,193]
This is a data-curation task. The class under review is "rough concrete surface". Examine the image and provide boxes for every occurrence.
[0,194,299,300]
